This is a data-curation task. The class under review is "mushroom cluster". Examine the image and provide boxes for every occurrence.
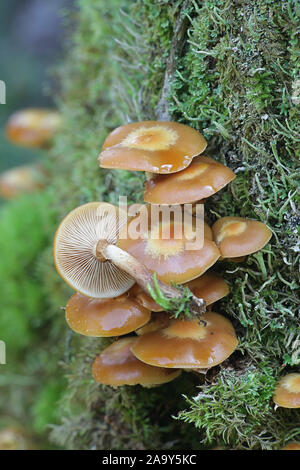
[54,120,273,388]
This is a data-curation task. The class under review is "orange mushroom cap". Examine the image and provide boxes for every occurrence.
[212,216,272,258]
[0,164,46,199]
[65,292,151,337]
[92,337,181,387]
[5,108,62,148]
[98,121,207,174]
[131,312,238,369]
[282,442,300,450]
[117,207,220,284]
[0,428,34,451]
[135,312,170,335]
[144,156,236,204]
[186,272,229,306]
[273,373,300,408]
[129,284,163,312]
[53,202,135,298]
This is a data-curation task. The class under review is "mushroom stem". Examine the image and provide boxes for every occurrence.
[96,240,206,316]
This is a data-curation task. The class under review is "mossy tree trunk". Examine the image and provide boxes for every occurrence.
[48,0,299,450]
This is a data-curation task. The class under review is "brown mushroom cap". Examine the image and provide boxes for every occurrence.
[186,272,229,306]
[129,284,163,312]
[65,292,151,337]
[92,337,181,387]
[53,202,135,298]
[282,442,300,450]
[98,121,207,174]
[0,164,46,199]
[117,209,220,284]
[131,312,238,368]
[135,312,170,335]
[144,156,236,204]
[0,428,34,451]
[273,373,300,408]
[5,108,61,148]
[212,216,272,258]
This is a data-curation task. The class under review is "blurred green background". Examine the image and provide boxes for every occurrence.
[0,0,74,449]
[0,0,73,173]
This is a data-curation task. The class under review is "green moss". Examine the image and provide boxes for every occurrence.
[47,0,299,450]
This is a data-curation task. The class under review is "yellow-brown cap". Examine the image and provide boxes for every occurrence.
[98,121,207,174]
[65,292,151,337]
[212,216,272,258]
[117,209,220,284]
[135,312,170,335]
[282,442,300,450]
[129,284,163,312]
[131,312,238,368]
[144,156,236,204]
[92,337,181,387]
[186,272,229,306]
[0,164,46,199]
[5,108,61,148]
[273,373,300,408]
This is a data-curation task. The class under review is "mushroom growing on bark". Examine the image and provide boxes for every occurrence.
[273,373,300,409]
[92,337,181,387]
[186,272,229,306]
[65,292,151,337]
[131,312,238,369]
[53,202,206,315]
[144,156,236,205]
[98,121,207,174]
[212,216,272,258]
[5,108,62,148]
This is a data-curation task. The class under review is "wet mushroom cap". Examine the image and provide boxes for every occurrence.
[129,284,163,312]
[186,272,229,306]
[65,292,151,337]
[53,202,135,298]
[144,156,236,204]
[5,108,61,148]
[117,209,220,284]
[0,164,45,199]
[135,312,170,335]
[212,216,272,258]
[273,373,300,408]
[92,337,181,387]
[131,312,238,368]
[98,121,207,174]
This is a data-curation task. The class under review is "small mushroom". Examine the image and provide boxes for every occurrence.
[65,292,151,337]
[0,164,46,199]
[273,373,300,409]
[144,156,236,204]
[186,272,229,306]
[282,442,300,450]
[117,207,220,284]
[5,108,62,148]
[212,216,272,258]
[92,337,181,387]
[53,202,206,313]
[131,312,238,369]
[98,121,207,174]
